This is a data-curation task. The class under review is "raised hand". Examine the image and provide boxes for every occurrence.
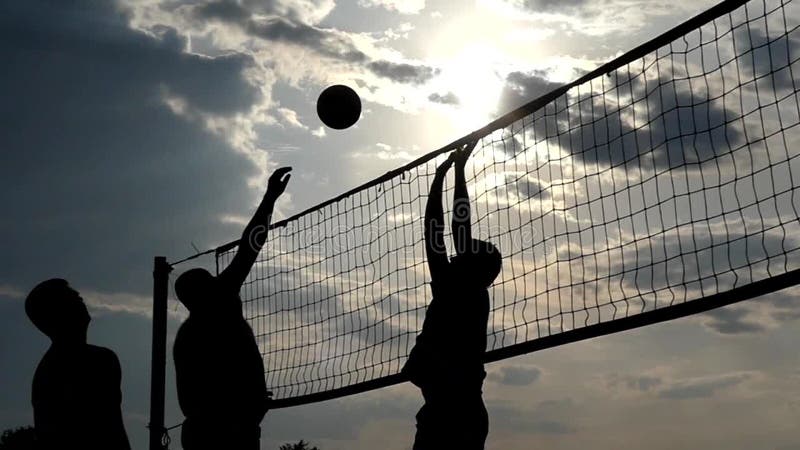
[453,140,477,168]
[266,167,292,199]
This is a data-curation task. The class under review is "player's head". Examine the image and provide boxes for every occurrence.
[25,278,91,342]
[175,268,216,313]
[450,239,502,288]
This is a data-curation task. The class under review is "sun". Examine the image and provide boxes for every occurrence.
[422,6,528,134]
[436,43,508,131]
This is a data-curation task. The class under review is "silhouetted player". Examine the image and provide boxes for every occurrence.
[174,167,291,450]
[25,279,131,450]
[402,142,502,450]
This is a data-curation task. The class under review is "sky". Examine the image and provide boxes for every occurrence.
[1,0,800,449]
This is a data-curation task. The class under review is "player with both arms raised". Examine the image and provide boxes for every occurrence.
[403,141,503,450]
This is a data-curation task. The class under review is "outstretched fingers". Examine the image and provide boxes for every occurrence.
[267,166,293,196]
[271,166,292,182]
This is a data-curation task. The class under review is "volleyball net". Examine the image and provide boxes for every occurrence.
[204,0,800,407]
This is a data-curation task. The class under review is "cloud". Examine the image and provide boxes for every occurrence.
[0,285,25,300]
[488,365,542,386]
[245,16,368,62]
[278,107,308,129]
[192,0,251,22]
[191,3,438,85]
[657,372,753,399]
[311,126,327,137]
[359,0,426,15]
[764,290,800,322]
[698,288,800,335]
[486,0,692,36]
[514,0,589,12]
[428,92,460,105]
[733,25,800,96]
[381,22,415,41]
[497,70,563,114]
[703,307,768,335]
[367,60,439,84]
[490,398,577,435]
[607,373,663,392]
[0,0,262,296]
[543,68,741,171]
[193,0,335,25]
[505,174,550,200]
[606,370,756,400]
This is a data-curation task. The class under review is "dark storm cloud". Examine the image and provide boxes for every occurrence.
[0,0,261,294]
[428,92,460,105]
[488,365,542,386]
[192,0,439,84]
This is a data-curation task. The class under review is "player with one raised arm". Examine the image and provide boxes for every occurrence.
[402,141,502,450]
[173,167,291,450]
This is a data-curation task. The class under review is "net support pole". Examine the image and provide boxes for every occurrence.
[149,256,171,450]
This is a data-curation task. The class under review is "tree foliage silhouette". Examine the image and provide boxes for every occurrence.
[279,440,319,450]
[0,427,35,450]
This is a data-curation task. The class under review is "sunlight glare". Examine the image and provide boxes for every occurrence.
[434,43,507,132]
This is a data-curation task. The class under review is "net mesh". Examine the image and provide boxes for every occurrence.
[216,0,800,402]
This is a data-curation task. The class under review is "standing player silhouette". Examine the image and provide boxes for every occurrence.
[173,167,291,450]
[25,279,131,450]
[403,142,502,450]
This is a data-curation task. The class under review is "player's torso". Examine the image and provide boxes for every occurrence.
[174,310,267,418]
[32,346,118,441]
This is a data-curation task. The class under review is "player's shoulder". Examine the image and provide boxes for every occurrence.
[86,344,121,365]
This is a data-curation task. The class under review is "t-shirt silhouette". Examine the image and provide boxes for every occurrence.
[403,265,489,389]
[32,344,130,450]
[173,284,267,432]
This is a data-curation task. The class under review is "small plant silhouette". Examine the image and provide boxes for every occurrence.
[279,440,320,450]
[0,427,35,450]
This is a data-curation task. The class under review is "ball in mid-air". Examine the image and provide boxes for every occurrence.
[317,84,361,130]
